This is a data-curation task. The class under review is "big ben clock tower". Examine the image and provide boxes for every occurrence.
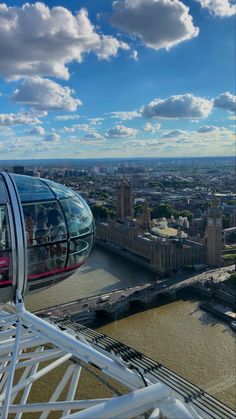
[207,199,222,266]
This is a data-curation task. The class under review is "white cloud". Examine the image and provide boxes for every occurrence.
[142,94,213,118]
[110,0,199,50]
[26,126,45,135]
[88,117,104,126]
[55,115,80,121]
[96,36,129,60]
[44,132,60,142]
[130,49,138,61]
[161,129,187,138]
[74,124,93,132]
[197,125,218,133]
[214,92,236,113]
[0,3,129,80]
[108,110,141,120]
[192,127,234,144]
[143,122,161,132]
[60,126,77,134]
[12,77,81,111]
[164,127,234,147]
[135,126,235,156]
[60,124,98,134]
[31,110,48,118]
[196,0,236,17]
[82,131,104,141]
[0,112,40,126]
[105,124,137,138]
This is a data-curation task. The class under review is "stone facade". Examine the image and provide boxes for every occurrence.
[96,220,207,275]
[95,178,220,274]
[207,201,222,266]
[116,177,134,220]
[140,201,151,230]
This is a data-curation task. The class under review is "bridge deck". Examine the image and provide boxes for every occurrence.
[42,315,236,419]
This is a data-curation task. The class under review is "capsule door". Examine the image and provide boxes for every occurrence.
[0,175,16,304]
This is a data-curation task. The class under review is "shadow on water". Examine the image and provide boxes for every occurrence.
[196,310,235,336]
[176,287,203,302]
[174,287,235,334]
[82,246,156,282]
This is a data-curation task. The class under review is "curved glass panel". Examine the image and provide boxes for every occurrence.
[0,205,12,286]
[68,234,93,267]
[61,196,93,237]
[12,174,95,284]
[22,200,68,280]
[0,177,8,205]
[22,201,67,245]
[27,241,67,280]
[12,174,54,202]
[42,179,76,199]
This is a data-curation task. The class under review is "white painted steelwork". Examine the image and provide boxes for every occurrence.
[0,302,207,419]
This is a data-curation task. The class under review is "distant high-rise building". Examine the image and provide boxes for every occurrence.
[24,169,35,177]
[141,201,151,230]
[116,177,134,220]
[207,200,222,266]
[13,166,25,175]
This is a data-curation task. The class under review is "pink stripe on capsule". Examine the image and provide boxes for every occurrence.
[27,261,85,281]
[0,280,12,285]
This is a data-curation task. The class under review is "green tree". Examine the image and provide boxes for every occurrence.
[176,210,193,221]
[227,231,236,244]
[222,214,229,229]
[91,205,109,219]
[152,204,174,219]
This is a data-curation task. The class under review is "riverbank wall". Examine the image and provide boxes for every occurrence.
[181,284,236,309]
[35,276,236,329]
[96,238,162,275]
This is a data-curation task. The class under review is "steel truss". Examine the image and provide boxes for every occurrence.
[0,302,230,419]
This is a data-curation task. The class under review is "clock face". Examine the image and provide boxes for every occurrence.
[208,218,213,226]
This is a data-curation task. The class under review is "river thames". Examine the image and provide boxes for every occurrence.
[26,247,236,409]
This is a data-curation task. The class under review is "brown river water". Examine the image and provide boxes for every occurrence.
[26,247,236,410]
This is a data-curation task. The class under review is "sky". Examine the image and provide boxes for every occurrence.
[0,0,235,160]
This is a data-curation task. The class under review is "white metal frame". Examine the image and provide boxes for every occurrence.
[1,172,28,298]
[0,301,203,419]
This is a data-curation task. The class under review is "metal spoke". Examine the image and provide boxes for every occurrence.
[0,302,234,419]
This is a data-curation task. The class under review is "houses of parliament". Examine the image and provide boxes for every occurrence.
[96,178,222,276]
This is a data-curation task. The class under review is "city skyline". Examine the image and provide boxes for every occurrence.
[0,0,235,159]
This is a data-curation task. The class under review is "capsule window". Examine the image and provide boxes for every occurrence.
[22,201,68,280]
[27,241,67,279]
[43,179,76,199]
[0,206,12,285]
[0,178,8,205]
[60,196,93,237]
[23,201,67,245]
[12,175,54,202]
[68,234,93,267]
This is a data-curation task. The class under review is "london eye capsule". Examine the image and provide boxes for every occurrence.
[0,173,95,304]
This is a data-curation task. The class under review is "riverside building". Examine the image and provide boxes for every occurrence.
[96,178,222,275]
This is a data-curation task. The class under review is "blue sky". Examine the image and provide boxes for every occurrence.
[0,0,235,159]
